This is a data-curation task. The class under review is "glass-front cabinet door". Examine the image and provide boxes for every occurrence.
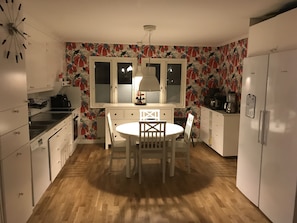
[94,60,112,104]
[141,58,186,107]
[89,56,137,107]
[166,63,182,103]
[117,62,133,103]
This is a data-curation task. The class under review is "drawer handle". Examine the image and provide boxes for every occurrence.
[114,113,117,116]
[18,192,24,197]
[14,131,21,135]
[131,113,134,116]
[13,109,19,113]
[16,152,22,156]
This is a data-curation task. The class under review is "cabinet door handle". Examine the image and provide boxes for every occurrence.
[13,109,19,113]
[18,192,24,197]
[16,152,22,156]
[14,131,21,135]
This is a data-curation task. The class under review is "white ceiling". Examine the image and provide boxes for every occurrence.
[24,0,296,46]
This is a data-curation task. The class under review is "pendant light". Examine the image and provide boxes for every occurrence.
[139,25,160,92]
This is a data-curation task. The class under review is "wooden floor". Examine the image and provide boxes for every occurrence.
[27,142,271,223]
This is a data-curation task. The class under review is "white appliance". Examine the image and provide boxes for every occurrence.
[236,49,297,223]
[31,132,51,206]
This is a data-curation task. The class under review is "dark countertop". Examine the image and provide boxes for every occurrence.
[29,112,71,141]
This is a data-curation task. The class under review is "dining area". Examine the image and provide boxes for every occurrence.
[107,109,194,183]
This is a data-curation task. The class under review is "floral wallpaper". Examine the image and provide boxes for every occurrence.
[65,39,247,140]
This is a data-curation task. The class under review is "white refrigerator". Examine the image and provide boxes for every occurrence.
[236,49,297,223]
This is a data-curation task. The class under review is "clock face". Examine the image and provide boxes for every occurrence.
[0,0,28,63]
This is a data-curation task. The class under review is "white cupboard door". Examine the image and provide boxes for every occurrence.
[0,105,28,136]
[49,130,64,181]
[0,57,27,111]
[236,54,269,206]
[200,107,210,145]
[259,49,297,223]
[160,109,173,123]
[211,113,223,155]
[1,144,32,223]
[25,27,47,92]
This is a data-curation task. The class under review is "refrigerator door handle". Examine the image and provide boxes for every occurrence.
[258,110,265,144]
[263,110,270,145]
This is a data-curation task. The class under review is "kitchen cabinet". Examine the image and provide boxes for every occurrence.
[1,144,32,223]
[141,58,187,108]
[48,116,72,181]
[105,105,174,149]
[0,55,27,112]
[200,106,240,156]
[89,57,137,107]
[89,57,186,108]
[0,12,31,221]
[24,23,64,93]
[200,106,210,144]
[248,8,297,56]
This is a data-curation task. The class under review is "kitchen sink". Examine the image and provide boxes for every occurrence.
[29,112,71,140]
[30,121,55,126]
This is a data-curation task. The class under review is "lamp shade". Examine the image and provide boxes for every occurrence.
[139,67,160,91]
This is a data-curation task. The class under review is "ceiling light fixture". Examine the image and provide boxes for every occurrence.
[139,25,160,92]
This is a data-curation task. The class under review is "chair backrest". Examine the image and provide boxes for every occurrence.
[184,113,194,143]
[107,112,115,145]
[139,121,166,150]
[139,109,160,121]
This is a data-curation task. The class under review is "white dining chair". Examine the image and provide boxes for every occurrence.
[107,112,136,173]
[139,109,160,121]
[168,113,194,173]
[138,121,166,184]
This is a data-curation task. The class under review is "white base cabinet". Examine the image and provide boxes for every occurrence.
[1,144,32,223]
[48,116,72,181]
[105,105,174,149]
[200,106,240,156]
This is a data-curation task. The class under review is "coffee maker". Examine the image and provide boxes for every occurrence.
[225,92,237,113]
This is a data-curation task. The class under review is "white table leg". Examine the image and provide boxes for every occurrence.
[170,136,176,177]
[126,136,131,178]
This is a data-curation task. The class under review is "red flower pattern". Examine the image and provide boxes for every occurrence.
[65,38,247,140]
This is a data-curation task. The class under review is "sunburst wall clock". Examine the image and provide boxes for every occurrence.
[0,0,28,63]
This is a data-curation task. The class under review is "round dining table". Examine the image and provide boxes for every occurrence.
[116,122,184,178]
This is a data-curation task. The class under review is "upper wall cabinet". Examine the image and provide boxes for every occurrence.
[248,8,297,56]
[24,24,64,93]
[89,57,186,108]
[141,58,187,108]
[89,56,137,107]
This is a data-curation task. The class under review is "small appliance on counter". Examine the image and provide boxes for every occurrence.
[50,94,71,108]
[204,88,226,110]
[210,93,226,110]
[224,91,237,113]
[204,88,219,108]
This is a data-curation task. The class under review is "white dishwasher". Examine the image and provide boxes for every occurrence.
[31,131,51,206]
